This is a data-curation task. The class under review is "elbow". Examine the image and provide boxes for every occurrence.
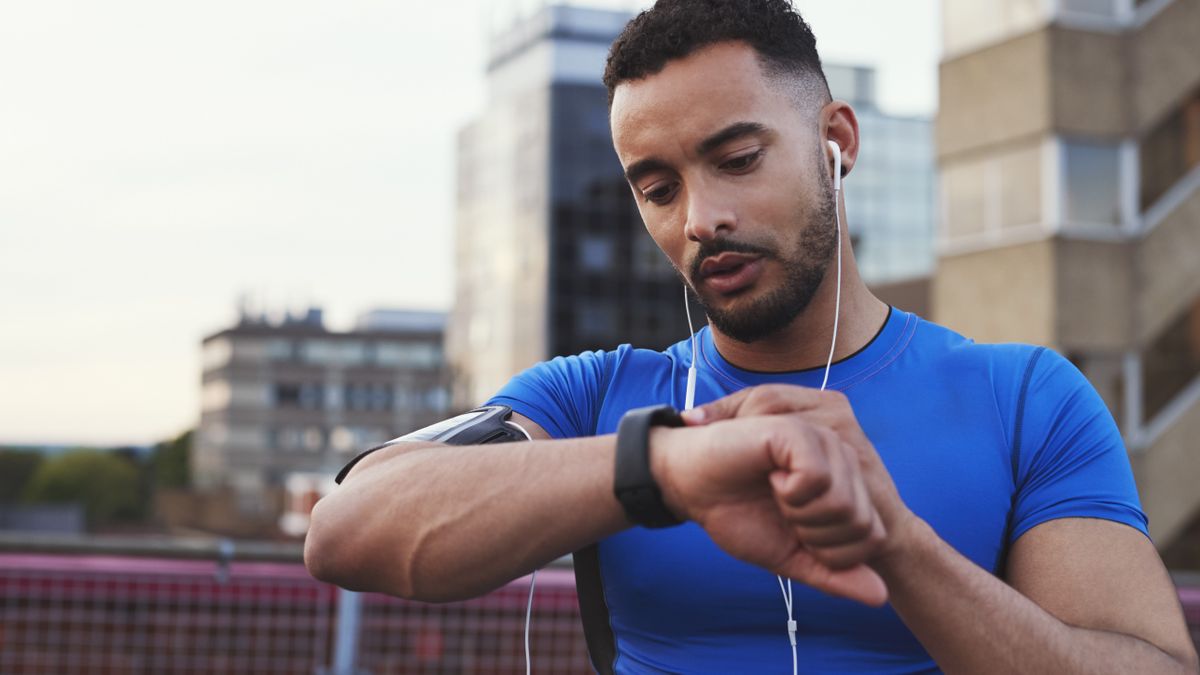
[303,499,350,586]
[303,496,420,599]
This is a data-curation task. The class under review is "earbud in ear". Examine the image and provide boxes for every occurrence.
[826,140,842,191]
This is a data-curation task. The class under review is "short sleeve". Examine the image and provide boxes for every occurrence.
[1008,348,1149,543]
[486,349,617,439]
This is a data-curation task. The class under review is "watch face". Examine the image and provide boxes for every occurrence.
[395,410,488,443]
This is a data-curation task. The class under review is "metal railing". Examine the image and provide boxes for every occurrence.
[0,534,586,675]
[1,534,1197,673]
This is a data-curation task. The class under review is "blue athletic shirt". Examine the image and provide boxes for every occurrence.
[488,307,1148,674]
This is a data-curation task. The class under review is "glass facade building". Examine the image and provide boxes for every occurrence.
[449,6,686,408]
[825,64,936,284]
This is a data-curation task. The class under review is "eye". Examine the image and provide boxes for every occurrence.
[721,149,764,172]
[641,182,679,205]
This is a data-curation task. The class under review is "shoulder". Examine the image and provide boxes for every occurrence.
[489,338,691,438]
[512,340,686,384]
[905,314,1050,386]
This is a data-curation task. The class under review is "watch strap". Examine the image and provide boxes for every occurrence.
[614,405,684,528]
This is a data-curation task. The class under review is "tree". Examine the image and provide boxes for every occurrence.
[23,449,143,526]
[0,449,44,503]
[151,429,192,489]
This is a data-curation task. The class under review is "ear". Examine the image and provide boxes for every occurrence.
[820,101,860,182]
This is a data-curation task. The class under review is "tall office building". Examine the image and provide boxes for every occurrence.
[194,307,450,518]
[935,0,1200,555]
[449,6,938,409]
[449,6,685,408]
[825,64,936,285]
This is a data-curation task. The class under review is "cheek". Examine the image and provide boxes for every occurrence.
[640,209,684,259]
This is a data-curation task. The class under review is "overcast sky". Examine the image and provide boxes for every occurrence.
[0,0,939,446]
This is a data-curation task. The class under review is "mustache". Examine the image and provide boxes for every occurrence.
[688,238,776,280]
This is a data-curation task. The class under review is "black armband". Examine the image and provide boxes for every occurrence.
[334,405,530,484]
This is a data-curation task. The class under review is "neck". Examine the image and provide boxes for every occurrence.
[707,210,890,373]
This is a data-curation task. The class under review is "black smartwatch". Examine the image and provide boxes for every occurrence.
[614,405,685,528]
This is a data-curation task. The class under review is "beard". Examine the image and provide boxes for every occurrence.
[686,158,838,344]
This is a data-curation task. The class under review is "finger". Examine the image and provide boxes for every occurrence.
[788,500,878,548]
[777,552,888,607]
[773,430,855,524]
[682,384,825,425]
[801,513,887,569]
[782,445,875,541]
[769,469,830,507]
[680,387,754,425]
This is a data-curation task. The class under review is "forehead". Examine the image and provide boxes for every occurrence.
[610,41,801,162]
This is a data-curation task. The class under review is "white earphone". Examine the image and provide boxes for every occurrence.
[828,139,842,191]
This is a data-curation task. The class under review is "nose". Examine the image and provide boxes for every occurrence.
[683,184,737,243]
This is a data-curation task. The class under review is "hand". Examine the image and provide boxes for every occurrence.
[679,386,920,579]
[650,414,888,606]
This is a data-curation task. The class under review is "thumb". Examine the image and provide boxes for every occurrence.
[778,554,889,608]
[681,390,747,426]
[815,565,888,607]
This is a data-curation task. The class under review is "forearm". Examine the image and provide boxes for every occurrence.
[305,435,628,601]
[873,517,1196,674]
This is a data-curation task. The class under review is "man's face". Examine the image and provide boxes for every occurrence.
[610,41,837,344]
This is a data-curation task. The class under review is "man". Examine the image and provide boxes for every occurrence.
[305,1,1199,672]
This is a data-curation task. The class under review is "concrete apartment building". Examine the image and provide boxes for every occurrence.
[193,307,450,525]
[448,5,938,408]
[934,0,1200,555]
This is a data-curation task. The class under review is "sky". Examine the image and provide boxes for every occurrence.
[0,0,939,446]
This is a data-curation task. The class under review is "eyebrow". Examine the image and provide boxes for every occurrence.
[623,121,769,186]
[695,121,767,156]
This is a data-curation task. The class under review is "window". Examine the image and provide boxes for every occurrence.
[633,232,675,279]
[274,383,301,407]
[298,383,323,410]
[375,341,441,368]
[576,305,617,338]
[265,339,293,361]
[1140,87,1200,210]
[300,340,365,366]
[579,235,613,271]
[1063,139,1121,227]
[1060,0,1122,18]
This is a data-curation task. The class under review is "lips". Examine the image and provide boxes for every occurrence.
[698,253,764,295]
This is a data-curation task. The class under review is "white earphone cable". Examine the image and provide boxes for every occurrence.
[525,569,537,675]
[508,420,539,675]
[777,169,843,675]
[684,285,698,411]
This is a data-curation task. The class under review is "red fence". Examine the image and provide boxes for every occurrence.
[1,552,1197,674]
[0,553,589,675]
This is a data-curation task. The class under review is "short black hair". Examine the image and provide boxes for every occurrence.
[602,0,830,108]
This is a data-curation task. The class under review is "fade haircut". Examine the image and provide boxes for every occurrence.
[602,0,831,110]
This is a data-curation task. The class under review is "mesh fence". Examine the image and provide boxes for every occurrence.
[0,553,589,675]
[1,551,1197,673]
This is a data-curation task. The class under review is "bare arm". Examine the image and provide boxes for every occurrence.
[688,385,1199,674]
[304,414,630,601]
[306,408,893,606]
[872,515,1198,674]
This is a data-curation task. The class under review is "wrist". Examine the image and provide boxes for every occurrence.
[868,509,934,576]
[647,426,686,521]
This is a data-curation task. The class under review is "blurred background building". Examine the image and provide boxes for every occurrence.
[827,64,936,285]
[190,305,450,535]
[448,5,938,409]
[934,0,1200,560]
